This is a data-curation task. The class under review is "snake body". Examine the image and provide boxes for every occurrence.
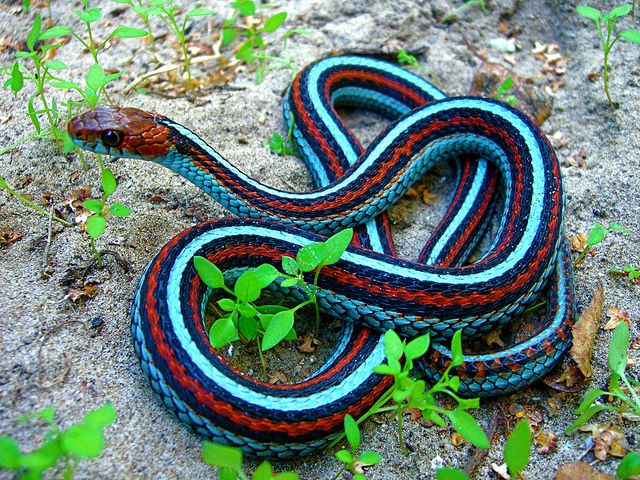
[68,56,575,457]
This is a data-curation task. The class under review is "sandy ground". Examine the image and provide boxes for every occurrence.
[0,0,639,479]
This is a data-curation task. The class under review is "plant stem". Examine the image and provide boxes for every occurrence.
[89,236,102,268]
[0,179,72,226]
[397,411,406,455]
[329,466,347,480]
[257,336,267,381]
[621,374,640,412]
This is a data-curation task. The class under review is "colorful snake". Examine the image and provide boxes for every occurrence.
[67,56,575,457]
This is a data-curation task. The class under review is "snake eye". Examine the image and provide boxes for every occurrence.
[101,130,124,148]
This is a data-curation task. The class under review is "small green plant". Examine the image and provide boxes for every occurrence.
[201,442,299,480]
[221,1,309,83]
[0,173,71,227]
[441,0,488,23]
[112,0,165,51]
[57,0,147,64]
[263,113,300,157]
[436,419,531,480]
[330,330,489,455]
[618,451,640,479]
[496,76,519,107]
[194,228,353,377]
[83,168,132,268]
[396,49,442,87]
[150,2,216,89]
[0,403,116,479]
[566,321,640,432]
[332,415,382,480]
[575,221,629,265]
[577,4,640,108]
[611,264,640,281]
[2,15,72,146]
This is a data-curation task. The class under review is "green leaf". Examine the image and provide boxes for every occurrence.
[297,242,326,272]
[565,404,611,432]
[27,15,42,51]
[608,321,630,376]
[101,168,117,198]
[608,4,631,19]
[39,25,73,40]
[201,442,243,470]
[45,60,67,71]
[576,5,601,21]
[234,269,261,303]
[209,317,238,348]
[575,388,609,414]
[86,215,106,238]
[61,424,104,458]
[9,62,23,94]
[620,29,640,44]
[221,27,238,46]
[238,315,258,341]
[608,222,629,234]
[0,436,21,469]
[233,0,256,16]
[617,451,640,479]
[186,7,216,19]
[383,330,404,362]
[268,134,285,154]
[237,303,257,317]
[504,419,531,476]
[335,449,352,464]
[253,460,272,480]
[280,278,298,288]
[77,7,102,23]
[253,263,279,289]
[261,309,294,351]
[450,329,464,367]
[436,467,470,480]
[19,439,61,470]
[274,472,300,480]
[83,403,117,430]
[447,409,490,449]
[83,199,103,213]
[220,467,239,480]
[49,80,80,90]
[262,12,287,32]
[344,414,360,451]
[27,98,41,134]
[109,203,132,217]
[194,256,225,289]
[17,406,57,425]
[357,451,382,465]
[321,228,353,265]
[404,334,430,361]
[283,327,297,341]
[111,26,148,39]
[281,256,298,275]
[217,298,236,312]
[236,39,255,62]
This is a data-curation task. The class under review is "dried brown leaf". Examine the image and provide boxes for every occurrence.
[571,232,588,252]
[570,283,604,378]
[534,431,558,455]
[542,359,586,392]
[603,306,630,331]
[65,284,98,303]
[556,462,614,480]
[296,335,318,354]
[491,462,510,479]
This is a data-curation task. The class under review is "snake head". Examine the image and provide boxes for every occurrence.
[67,105,174,160]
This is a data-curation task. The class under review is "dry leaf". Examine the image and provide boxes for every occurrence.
[604,306,630,330]
[570,283,604,378]
[296,335,318,354]
[450,432,465,448]
[534,431,558,455]
[542,360,586,392]
[485,329,506,348]
[491,462,510,479]
[65,284,98,303]
[404,187,418,201]
[421,190,438,203]
[556,462,614,480]
[571,232,588,252]
[268,370,288,384]
[0,227,22,247]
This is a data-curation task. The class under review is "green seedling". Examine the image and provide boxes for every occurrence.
[496,76,519,107]
[201,441,299,480]
[396,49,443,88]
[610,264,640,282]
[436,419,531,480]
[565,321,640,432]
[222,1,310,83]
[263,113,300,157]
[194,228,353,378]
[51,0,147,64]
[112,0,166,51]
[618,451,640,479]
[441,0,488,23]
[150,2,216,89]
[332,415,382,480]
[577,4,640,108]
[330,330,489,455]
[83,168,132,268]
[0,403,116,480]
[575,221,629,265]
[1,15,72,146]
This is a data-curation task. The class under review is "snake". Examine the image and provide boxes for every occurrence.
[67,56,576,458]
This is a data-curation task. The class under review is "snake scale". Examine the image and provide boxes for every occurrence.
[68,56,575,457]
